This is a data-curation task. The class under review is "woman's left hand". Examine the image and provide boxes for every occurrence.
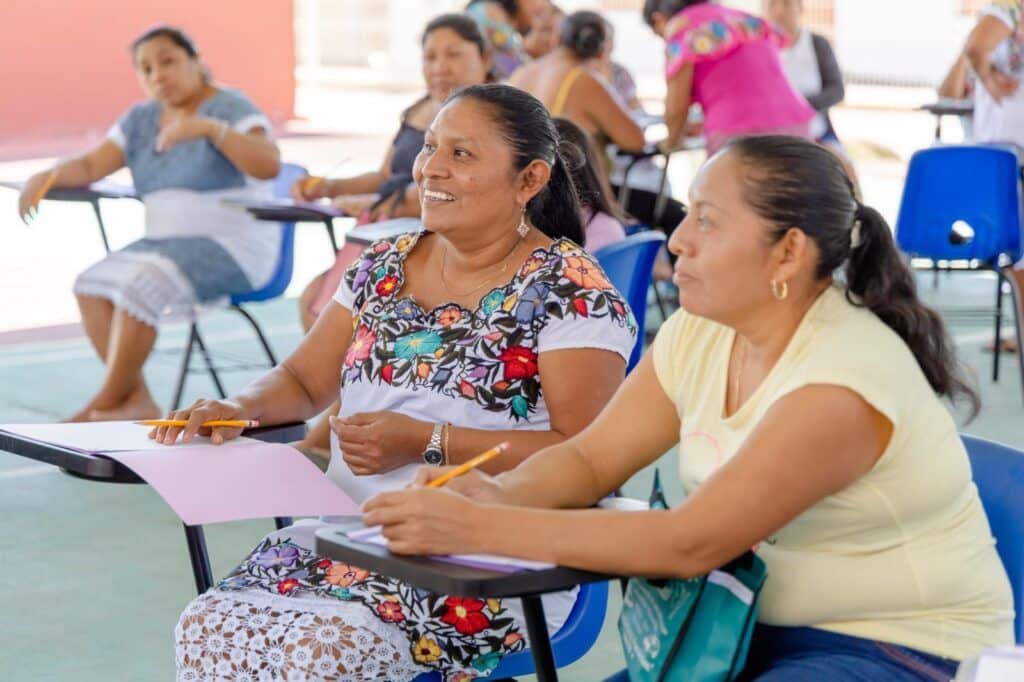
[156,115,216,152]
[362,487,484,556]
[329,411,430,475]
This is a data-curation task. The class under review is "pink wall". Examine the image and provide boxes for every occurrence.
[0,0,296,160]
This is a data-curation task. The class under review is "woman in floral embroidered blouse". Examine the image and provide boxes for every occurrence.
[158,84,636,681]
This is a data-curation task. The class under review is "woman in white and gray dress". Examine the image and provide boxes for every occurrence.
[17,25,281,422]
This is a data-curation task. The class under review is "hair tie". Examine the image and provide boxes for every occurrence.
[850,201,865,249]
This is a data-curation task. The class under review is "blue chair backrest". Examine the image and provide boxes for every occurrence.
[596,232,668,372]
[962,433,1024,643]
[411,580,609,682]
[231,162,307,304]
[895,145,1022,263]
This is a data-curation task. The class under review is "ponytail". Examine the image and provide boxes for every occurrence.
[723,135,980,418]
[845,204,980,417]
[528,149,585,244]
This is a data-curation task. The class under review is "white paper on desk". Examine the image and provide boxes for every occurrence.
[0,421,255,454]
[347,526,555,572]
[106,443,360,525]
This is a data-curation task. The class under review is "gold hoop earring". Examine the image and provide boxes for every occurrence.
[770,279,789,301]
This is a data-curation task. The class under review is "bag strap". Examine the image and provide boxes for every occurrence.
[656,576,708,682]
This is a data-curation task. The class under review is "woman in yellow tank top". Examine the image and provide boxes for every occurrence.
[509,10,644,155]
[364,136,1014,681]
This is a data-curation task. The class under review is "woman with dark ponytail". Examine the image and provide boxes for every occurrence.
[509,9,645,157]
[169,83,637,680]
[365,135,1012,681]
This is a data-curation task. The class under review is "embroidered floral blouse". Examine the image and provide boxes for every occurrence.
[663,3,813,137]
[324,231,637,504]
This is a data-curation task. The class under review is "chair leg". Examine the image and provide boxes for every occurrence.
[994,271,1004,383]
[1004,267,1024,404]
[192,325,227,399]
[171,324,198,411]
[232,304,278,367]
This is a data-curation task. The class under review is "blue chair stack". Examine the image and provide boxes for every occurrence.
[894,144,1024,398]
[962,434,1024,643]
[596,232,669,372]
[170,162,308,410]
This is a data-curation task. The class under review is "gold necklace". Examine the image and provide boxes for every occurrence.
[440,233,527,298]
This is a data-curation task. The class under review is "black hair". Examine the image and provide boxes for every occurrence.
[422,13,488,57]
[642,0,708,28]
[722,135,980,417]
[560,10,607,60]
[552,117,625,223]
[131,25,199,59]
[446,84,585,244]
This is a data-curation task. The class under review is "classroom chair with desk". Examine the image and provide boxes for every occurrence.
[894,144,1024,401]
[170,162,307,409]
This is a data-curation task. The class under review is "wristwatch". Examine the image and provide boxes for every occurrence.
[423,422,445,465]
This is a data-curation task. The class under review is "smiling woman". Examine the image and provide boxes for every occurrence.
[164,84,637,681]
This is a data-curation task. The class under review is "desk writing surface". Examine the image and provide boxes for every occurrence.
[315,527,609,598]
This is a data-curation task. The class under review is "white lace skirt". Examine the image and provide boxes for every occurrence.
[175,520,576,682]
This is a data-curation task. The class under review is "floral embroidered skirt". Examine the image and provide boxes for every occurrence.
[175,521,574,681]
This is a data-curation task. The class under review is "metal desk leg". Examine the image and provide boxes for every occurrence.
[89,198,113,254]
[521,594,558,681]
[324,218,339,252]
[183,523,214,594]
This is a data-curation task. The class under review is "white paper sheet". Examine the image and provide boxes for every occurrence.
[0,421,255,453]
[347,526,555,572]
[105,443,359,525]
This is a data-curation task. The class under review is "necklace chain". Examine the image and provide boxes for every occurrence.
[439,232,527,298]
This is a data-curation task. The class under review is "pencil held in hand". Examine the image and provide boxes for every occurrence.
[135,419,260,429]
[427,442,510,488]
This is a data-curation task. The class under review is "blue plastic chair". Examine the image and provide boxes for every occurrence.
[596,232,669,372]
[412,580,609,681]
[170,162,308,410]
[962,434,1024,644]
[894,144,1024,394]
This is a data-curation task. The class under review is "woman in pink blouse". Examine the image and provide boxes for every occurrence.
[643,0,815,153]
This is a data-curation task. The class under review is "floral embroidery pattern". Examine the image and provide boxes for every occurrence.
[340,232,635,422]
[220,538,526,679]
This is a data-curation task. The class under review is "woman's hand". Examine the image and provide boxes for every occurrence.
[362,487,487,555]
[329,411,431,476]
[332,193,380,219]
[156,115,217,153]
[291,175,332,202]
[411,466,508,505]
[980,66,1019,103]
[17,170,55,224]
[150,398,251,445]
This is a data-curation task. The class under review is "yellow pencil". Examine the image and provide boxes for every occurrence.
[134,419,260,429]
[427,442,510,488]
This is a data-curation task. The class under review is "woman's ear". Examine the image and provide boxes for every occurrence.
[516,159,552,206]
[771,227,812,283]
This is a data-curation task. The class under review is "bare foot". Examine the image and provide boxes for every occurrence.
[86,384,162,422]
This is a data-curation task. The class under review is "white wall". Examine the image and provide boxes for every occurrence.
[834,0,973,85]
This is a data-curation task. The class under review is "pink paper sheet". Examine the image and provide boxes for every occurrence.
[105,443,359,525]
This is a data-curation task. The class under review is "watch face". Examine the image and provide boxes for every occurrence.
[423,448,444,466]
